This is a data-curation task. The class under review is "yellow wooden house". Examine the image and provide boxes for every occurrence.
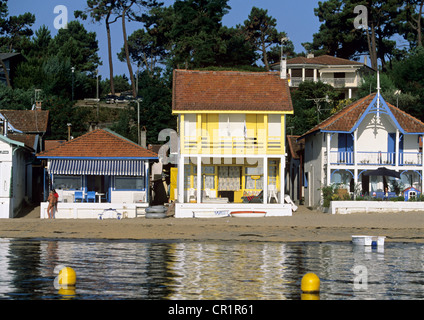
[172,69,294,217]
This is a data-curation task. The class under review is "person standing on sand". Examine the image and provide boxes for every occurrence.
[47,190,58,219]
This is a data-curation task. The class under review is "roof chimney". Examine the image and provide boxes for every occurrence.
[280,37,288,79]
[3,119,7,137]
[307,53,314,59]
[280,56,287,80]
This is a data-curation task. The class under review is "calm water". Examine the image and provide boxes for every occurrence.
[0,238,423,300]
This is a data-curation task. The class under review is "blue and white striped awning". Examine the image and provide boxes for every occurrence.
[49,159,145,176]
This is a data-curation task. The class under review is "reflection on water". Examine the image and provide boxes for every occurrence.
[0,238,423,300]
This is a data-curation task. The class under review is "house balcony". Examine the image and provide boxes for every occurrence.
[330,151,423,167]
[182,135,283,155]
[322,77,357,88]
[290,77,357,88]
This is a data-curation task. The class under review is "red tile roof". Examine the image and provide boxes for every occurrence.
[172,69,293,112]
[299,93,424,140]
[287,55,364,66]
[7,133,37,150]
[44,140,67,151]
[0,110,49,133]
[287,135,303,159]
[37,129,158,159]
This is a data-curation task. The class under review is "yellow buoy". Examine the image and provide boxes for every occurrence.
[301,293,320,300]
[58,287,76,299]
[301,273,320,293]
[58,267,77,286]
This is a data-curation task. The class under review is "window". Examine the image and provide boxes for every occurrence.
[245,166,263,190]
[114,177,145,190]
[54,175,82,190]
[202,166,215,189]
[268,160,278,186]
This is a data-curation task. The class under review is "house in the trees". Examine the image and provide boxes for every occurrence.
[272,54,374,99]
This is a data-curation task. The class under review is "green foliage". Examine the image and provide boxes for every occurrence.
[288,81,339,135]
[0,84,33,109]
[48,20,101,75]
[242,7,294,70]
[386,46,424,121]
[42,96,90,140]
[100,75,131,96]
[320,183,341,208]
[309,0,402,70]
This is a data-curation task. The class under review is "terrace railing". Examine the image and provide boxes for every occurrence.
[330,151,423,166]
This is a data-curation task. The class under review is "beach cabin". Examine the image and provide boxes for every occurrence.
[0,108,49,204]
[0,134,34,218]
[36,128,158,219]
[172,69,294,217]
[298,77,424,208]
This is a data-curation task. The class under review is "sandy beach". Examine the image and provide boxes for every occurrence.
[0,205,422,243]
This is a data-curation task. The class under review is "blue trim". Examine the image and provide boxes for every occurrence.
[400,170,422,179]
[330,169,354,180]
[358,169,368,179]
[321,130,350,134]
[351,94,404,134]
[299,94,424,141]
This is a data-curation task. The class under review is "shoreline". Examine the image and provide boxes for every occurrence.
[0,205,423,243]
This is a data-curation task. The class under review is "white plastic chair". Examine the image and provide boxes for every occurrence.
[188,188,196,202]
[268,185,278,203]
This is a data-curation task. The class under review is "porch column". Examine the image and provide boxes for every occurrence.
[145,161,149,203]
[263,156,268,204]
[326,133,331,186]
[196,156,202,203]
[280,155,285,204]
[353,129,358,189]
[288,69,292,86]
[302,68,305,82]
[422,144,424,191]
[395,129,399,168]
[353,129,358,166]
[178,155,185,203]
[422,166,424,193]
[313,69,318,82]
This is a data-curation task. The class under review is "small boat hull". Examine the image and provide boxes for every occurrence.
[193,210,230,218]
[98,209,122,220]
[231,211,266,218]
[352,235,385,246]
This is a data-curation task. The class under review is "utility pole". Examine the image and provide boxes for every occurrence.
[306,97,330,124]
[71,67,75,102]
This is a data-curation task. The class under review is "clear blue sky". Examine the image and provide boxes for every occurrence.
[8,0,321,79]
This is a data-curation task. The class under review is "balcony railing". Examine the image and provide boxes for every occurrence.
[183,136,283,155]
[290,77,357,88]
[322,77,357,88]
[330,151,423,166]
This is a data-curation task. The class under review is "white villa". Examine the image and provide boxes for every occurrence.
[298,82,424,208]
[272,54,374,99]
